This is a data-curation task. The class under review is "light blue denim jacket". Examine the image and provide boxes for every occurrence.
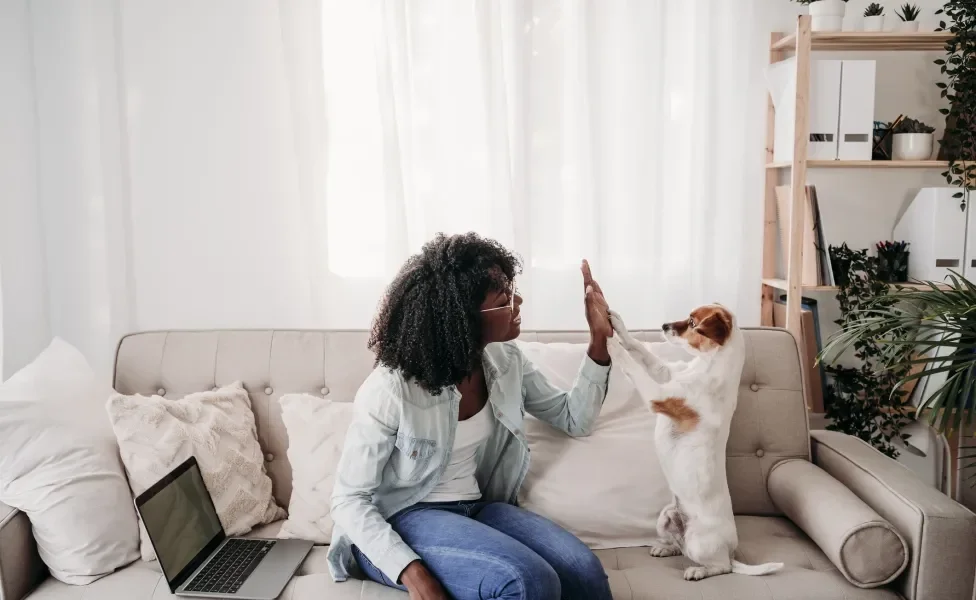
[327,340,610,583]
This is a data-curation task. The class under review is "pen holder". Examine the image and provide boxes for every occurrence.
[876,242,910,283]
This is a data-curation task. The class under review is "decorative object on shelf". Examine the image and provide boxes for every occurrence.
[863,3,886,31]
[818,244,911,459]
[793,0,850,32]
[876,240,910,282]
[896,2,922,31]
[821,271,976,476]
[828,242,856,287]
[891,116,935,160]
[872,118,898,160]
[935,0,976,209]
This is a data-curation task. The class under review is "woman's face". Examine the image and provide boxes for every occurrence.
[479,279,522,344]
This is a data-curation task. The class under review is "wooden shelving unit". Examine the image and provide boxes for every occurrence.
[761,17,951,338]
[762,278,948,293]
[766,160,948,169]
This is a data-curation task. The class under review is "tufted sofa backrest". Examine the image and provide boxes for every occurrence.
[114,328,808,516]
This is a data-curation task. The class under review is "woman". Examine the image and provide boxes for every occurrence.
[327,233,614,600]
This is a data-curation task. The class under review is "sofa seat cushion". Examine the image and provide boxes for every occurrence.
[595,517,903,600]
[23,517,903,600]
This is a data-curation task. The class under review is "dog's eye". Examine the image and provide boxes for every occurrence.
[689,318,697,328]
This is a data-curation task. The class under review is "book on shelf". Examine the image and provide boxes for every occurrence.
[775,184,833,286]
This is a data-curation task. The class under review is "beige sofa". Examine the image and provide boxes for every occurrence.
[2,328,974,600]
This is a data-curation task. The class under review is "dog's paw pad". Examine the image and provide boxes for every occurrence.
[683,567,708,581]
[649,545,681,558]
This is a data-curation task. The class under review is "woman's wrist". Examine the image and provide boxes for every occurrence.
[587,335,610,366]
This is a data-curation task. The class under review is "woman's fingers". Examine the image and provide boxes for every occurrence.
[581,259,605,295]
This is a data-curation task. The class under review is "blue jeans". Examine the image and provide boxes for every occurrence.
[352,501,612,600]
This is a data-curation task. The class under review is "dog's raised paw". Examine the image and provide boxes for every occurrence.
[649,545,681,558]
[608,310,626,333]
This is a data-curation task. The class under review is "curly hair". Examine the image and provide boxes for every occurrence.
[368,232,522,395]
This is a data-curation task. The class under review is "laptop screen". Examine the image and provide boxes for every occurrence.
[137,458,224,587]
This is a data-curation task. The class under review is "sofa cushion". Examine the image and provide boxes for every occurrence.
[0,339,140,585]
[278,394,355,544]
[21,517,904,600]
[595,517,903,599]
[768,458,908,588]
[517,340,670,549]
[107,382,285,562]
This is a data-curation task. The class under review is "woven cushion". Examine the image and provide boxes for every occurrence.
[107,382,285,562]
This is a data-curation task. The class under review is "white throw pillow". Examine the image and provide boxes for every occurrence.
[278,393,355,543]
[107,382,285,561]
[0,338,140,584]
[517,340,672,549]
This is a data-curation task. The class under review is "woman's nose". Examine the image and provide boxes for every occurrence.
[514,293,523,307]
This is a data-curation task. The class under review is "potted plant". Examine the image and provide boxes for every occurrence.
[821,272,976,474]
[876,241,910,283]
[793,0,849,32]
[891,117,936,160]
[935,0,976,208]
[896,2,922,31]
[819,245,911,458]
[863,3,886,31]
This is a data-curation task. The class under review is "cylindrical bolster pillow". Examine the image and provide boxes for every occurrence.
[768,458,908,588]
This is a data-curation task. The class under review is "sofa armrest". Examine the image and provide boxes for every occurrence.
[811,430,976,600]
[0,502,46,600]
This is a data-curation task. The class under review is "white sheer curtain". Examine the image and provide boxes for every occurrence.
[316,0,766,330]
[1,0,764,378]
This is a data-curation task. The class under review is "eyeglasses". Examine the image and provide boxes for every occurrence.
[480,282,518,313]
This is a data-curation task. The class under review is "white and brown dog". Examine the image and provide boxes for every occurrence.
[609,305,783,581]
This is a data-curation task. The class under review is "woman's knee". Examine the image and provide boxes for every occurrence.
[500,553,560,600]
[554,545,611,600]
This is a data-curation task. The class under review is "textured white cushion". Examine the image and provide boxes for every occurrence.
[107,382,285,561]
[0,338,140,584]
[278,394,355,543]
[516,340,671,549]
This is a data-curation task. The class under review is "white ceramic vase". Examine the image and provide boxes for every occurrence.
[862,15,885,31]
[896,20,921,32]
[809,0,847,32]
[892,133,934,160]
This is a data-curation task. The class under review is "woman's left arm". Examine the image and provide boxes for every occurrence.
[522,260,612,437]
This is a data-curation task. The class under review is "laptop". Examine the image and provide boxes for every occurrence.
[136,456,312,599]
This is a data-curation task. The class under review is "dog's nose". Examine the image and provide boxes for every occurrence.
[662,323,671,332]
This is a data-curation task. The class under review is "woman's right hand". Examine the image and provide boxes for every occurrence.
[401,561,449,600]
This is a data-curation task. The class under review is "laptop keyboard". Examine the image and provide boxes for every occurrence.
[184,539,276,595]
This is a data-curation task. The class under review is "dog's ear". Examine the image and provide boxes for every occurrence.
[697,309,732,346]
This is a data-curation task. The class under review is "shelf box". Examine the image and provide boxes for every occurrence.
[892,188,967,282]
[767,58,877,162]
[838,61,876,161]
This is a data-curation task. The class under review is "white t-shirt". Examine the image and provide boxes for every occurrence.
[424,402,495,502]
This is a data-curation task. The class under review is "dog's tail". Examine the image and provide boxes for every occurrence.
[731,560,783,576]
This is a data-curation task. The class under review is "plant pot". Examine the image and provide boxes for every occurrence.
[893,133,934,160]
[863,15,885,31]
[895,20,920,32]
[809,0,847,32]
[877,251,910,283]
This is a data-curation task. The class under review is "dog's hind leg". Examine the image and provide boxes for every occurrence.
[682,530,733,581]
[649,502,684,558]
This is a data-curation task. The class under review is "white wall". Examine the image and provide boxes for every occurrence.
[766,0,951,345]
